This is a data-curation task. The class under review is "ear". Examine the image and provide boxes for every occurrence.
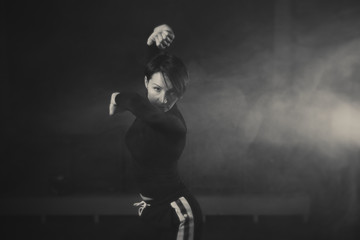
[144,76,149,89]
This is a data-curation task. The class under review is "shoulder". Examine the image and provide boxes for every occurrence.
[169,104,187,129]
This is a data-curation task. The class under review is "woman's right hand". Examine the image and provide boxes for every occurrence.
[109,92,120,116]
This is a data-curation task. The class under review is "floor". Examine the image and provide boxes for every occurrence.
[1,215,358,240]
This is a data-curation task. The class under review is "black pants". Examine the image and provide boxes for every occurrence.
[123,190,203,240]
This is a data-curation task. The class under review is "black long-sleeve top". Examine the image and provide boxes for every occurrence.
[114,26,188,198]
[115,92,187,199]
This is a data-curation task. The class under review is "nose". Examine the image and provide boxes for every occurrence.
[159,92,167,104]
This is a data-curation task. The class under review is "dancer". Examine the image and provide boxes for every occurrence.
[109,24,203,240]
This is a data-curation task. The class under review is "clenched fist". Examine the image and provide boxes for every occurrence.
[147,24,175,49]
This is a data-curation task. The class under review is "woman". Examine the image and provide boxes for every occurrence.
[109,24,203,240]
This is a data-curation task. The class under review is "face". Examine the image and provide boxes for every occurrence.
[145,72,179,112]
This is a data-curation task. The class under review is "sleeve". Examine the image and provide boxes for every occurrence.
[146,44,164,63]
[115,92,186,134]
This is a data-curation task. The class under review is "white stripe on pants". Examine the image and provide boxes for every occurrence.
[170,197,195,240]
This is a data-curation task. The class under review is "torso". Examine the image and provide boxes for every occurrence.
[125,105,187,199]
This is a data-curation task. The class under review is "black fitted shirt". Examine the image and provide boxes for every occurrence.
[115,92,187,199]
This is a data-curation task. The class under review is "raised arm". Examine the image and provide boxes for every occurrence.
[145,24,175,63]
[109,24,176,116]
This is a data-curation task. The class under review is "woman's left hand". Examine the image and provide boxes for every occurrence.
[147,24,175,49]
[109,92,120,116]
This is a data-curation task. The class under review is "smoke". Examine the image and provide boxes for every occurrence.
[248,88,360,156]
[181,5,360,175]
[250,39,360,157]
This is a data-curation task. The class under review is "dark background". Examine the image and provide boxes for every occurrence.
[2,0,360,238]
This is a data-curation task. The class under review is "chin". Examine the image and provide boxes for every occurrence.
[156,104,173,112]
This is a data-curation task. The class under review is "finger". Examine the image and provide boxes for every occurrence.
[158,33,165,42]
[159,42,167,49]
[166,36,173,42]
[109,104,116,116]
[110,92,119,105]
[147,32,157,45]
[164,36,173,45]
[165,30,175,40]
[161,41,169,47]
[161,40,170,48]
[155,35,161,46]
[161,31,167,40]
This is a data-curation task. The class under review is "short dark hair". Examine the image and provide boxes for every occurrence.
[144,52,188,97]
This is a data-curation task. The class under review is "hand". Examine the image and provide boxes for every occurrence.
[147,24,175,49]
[109,92,120,116]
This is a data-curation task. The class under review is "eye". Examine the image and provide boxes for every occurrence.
[153,87,161,92]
